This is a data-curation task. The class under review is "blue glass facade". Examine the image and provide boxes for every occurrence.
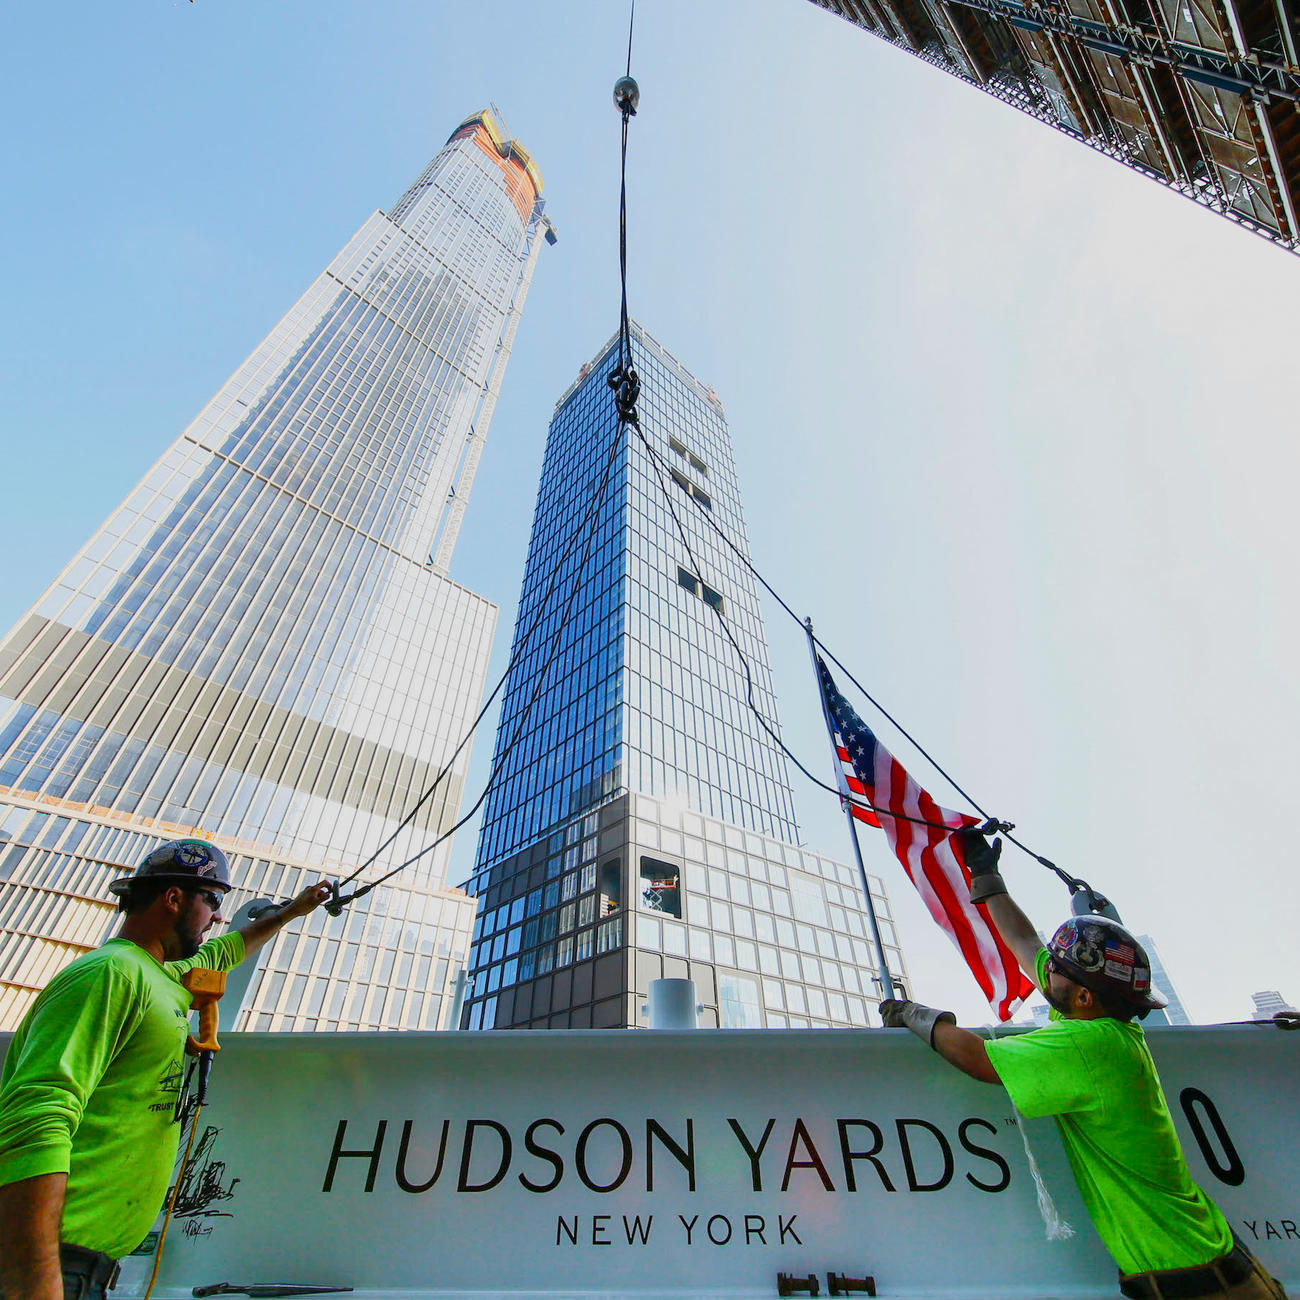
[462,326,903,1031]
[475,323,799,870]
[0,112,552,1032]
[1137,933,1193,1026]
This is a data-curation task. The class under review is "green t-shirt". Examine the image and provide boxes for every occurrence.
[985,949,1231,1276]
[0,932,245,1257]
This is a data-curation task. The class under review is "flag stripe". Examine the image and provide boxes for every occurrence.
[915,786,1001,1002]
[898,767,999,1006]
[833,747,880,824]
[816,657,1034,1021]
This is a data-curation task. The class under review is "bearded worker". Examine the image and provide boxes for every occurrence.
[0,839,331,1300]
[880,830,1288,1300]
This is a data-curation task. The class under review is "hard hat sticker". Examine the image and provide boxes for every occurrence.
[1073,940,1104,971]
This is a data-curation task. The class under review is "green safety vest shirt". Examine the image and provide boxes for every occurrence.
[0,932,245,1258]
[985,949,1232,1276]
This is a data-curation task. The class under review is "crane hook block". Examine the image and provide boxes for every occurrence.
[614,76,640,116]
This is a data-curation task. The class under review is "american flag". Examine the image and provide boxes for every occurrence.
[816,656,1035,1021]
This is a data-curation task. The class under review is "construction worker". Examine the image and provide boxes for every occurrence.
[0,838,331,1300]
[880,830,1288,1300]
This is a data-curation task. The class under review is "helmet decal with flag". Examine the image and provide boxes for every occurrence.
[108,838,233,898]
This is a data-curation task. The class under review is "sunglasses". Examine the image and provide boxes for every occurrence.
[186,887,224,910]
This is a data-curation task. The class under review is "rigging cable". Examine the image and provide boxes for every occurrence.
[630,421,1089,893]
[142,1097,204,1300]
[331,415,629,907]
[601,13,972,843]
[327,9,646,913]
[630,417,970,836]
[330,0,1086,908]
[331,326,633,896]
[638,430,987,809]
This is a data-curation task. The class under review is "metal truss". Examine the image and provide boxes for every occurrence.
[896,32,1299,250]
[811,0,1299,251]
[943,0,1300,101]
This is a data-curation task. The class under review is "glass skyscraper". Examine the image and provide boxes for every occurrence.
[1250,989,1297,1020]
[1137,933,1193,1025]
[0,110,553,1033]
[462,324,906,1030]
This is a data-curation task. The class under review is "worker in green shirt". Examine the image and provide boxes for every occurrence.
[880,829,1288,1300]
[0,838,331,1300]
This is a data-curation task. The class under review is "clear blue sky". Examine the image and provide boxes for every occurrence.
[3,1,1298,1025]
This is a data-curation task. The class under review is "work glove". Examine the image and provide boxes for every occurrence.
[954,826,1006,904]
[879,998,956,1048]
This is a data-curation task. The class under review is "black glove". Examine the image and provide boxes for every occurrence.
[879,998,956,1047]
[955,827,1005,904]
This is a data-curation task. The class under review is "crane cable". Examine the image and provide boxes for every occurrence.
[594,0,1093,898]
[631,423,1092,896]
[608,3,641,431]
[330,415,628,907]
[329,0,1096,911]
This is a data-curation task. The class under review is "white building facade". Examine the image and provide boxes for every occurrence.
[0,111,553,1032]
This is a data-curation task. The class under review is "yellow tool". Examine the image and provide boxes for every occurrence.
[149,969,228,1300]
[181,967,226,1055]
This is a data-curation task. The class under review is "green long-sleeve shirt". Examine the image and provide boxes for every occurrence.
[984,950,1231,1275]
[0,933,245,1257]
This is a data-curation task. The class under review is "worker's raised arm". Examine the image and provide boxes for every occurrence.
[955,829,1043,985]
[981,893,1044,986]
[235,881,333,959]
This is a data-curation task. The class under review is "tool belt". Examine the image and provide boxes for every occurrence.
[60,1243,121,1294]
[1118,1236,1256,1300]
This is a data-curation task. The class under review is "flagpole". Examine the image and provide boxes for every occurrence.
[803,617,902,1009]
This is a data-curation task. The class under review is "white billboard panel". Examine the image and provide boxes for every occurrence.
[6,1026,1295,1298]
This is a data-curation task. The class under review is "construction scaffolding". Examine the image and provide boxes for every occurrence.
[812,0,1300,251]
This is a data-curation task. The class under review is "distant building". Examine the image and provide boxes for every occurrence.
[460,323,909,1030]
[1251,989,1297,1020]
[1137,933,1191,1025]
[808,0,1300,254]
